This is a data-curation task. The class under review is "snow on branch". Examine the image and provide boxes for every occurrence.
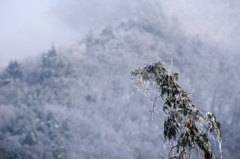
[131,60,222,159]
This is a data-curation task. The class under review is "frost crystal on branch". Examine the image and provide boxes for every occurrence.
[131,60,222,159]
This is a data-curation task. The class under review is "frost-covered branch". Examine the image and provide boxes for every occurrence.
[131,60,222,159]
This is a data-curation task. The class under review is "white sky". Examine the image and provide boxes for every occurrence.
[0,0,79,67]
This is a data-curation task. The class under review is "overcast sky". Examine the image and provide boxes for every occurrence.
[0,0,79,67]
[0,0,239,67]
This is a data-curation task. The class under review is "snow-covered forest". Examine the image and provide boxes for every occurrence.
[0,0,240,158]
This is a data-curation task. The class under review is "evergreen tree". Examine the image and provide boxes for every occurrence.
[0,60,23,86]
[131,60,222,159]
[3,60,23,79]
[40,46,74,81]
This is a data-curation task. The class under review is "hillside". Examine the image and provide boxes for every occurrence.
[0,19,239,159]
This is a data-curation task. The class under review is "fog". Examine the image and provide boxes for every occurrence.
[0,0,127,67]
[0,0,78,67]
[160,0,240,50]
[1,0,239,67]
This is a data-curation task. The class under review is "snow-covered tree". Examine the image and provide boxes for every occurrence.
[131,60,222,159]
[0,60,23,86]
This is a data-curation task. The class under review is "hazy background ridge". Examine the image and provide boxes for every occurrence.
[1,0,240,67]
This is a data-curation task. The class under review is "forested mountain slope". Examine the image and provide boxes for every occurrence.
[0,20,239,159]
